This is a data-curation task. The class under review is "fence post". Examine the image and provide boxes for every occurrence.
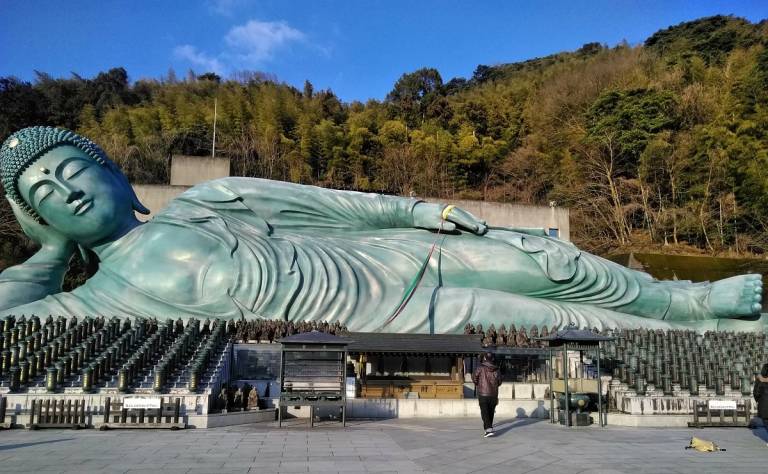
[0,396,6,426]
[103,396,111,425]
[174,398,181,424]
[692,400,699,427]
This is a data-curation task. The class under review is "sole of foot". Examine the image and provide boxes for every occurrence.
[707,274,763,318]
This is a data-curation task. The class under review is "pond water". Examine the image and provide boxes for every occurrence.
[610,252,768,310]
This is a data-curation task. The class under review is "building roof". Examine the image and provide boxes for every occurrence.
[346,332,482,355]
[279,331,349,345]
[537,327,614,346]
[491,346,550,356]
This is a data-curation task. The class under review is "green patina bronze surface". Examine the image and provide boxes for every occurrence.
[0,127,765,333]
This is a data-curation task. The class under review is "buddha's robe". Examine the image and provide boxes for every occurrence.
[1,177,751,332]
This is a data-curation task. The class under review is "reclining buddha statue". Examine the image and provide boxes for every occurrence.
[0,127,764,333]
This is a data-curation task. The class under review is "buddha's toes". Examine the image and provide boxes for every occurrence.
[707,274,763,318]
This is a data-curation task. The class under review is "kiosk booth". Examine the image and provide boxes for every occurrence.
[539,325,613,427]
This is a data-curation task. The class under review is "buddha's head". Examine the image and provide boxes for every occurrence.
[0,126,149,246]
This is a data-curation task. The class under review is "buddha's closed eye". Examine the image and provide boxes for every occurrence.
[31,183,54,207]
[59,157,91,181]
[62,160,90,180]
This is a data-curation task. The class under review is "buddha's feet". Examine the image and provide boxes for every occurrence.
[706,274,763,318]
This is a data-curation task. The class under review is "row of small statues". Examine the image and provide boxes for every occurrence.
[215,383,264,412]
[232,319,350,343]
[463,323,560,348]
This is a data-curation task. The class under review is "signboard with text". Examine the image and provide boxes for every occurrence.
[123,397,162,410]
[708,399,737,411]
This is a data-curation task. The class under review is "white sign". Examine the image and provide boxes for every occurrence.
[123,397,162,409]
[346,376,356,399]
[708,399,737,411]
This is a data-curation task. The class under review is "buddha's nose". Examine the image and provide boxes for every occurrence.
[66,189,85,204]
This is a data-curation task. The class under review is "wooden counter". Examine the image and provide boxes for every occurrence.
[361,376,464,399]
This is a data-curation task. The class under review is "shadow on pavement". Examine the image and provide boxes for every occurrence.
[492,417,546,436]
[0,438,74,451]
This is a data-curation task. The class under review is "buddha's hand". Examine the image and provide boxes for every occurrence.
[412,202,488,235]
[7,197,75,259]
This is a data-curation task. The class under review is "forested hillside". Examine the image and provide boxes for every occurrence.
[2,15,768,260]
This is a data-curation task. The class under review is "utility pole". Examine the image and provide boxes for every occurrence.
[211,98,218,158]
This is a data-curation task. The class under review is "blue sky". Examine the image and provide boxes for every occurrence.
[1,1,766,102]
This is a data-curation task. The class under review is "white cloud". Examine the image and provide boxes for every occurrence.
[224,20,305,63]
[173,45,225,74]
[173,19,307,75]
[207,0,251,16]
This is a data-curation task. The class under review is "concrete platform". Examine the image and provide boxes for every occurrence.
[346,398,549,419]
[188,409,277,429]
[0,417,766,473]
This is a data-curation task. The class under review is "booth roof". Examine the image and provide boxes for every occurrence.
[279,331,350,345]
[537,327,614,346]
[346,332,483,355]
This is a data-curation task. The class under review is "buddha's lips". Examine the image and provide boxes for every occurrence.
[73,199,93,215]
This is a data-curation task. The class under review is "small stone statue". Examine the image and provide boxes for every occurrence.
[508,324,518,348]
[217,386,229,412]
[487,324,497,346]
[498,324,507,346]
[529,325,540,348]
[516,327,529,348]
[247,385,260,410]
[233,386,244,411]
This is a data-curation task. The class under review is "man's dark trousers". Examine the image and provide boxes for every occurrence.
[478,395,498,430]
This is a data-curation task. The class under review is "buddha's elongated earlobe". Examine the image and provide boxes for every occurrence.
[131,189,150,215]
[132,196,151,215]
[108,162,150,215]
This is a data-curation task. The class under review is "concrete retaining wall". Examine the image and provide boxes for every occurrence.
[170,156,230,186]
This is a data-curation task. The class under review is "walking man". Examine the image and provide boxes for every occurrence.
[754,363,768,433]
[473,352,502,437]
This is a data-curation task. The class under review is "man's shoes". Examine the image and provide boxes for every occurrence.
[483,430,495,438]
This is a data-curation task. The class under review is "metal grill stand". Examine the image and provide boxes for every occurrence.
[278,332,348,428]
[539,326,613,427]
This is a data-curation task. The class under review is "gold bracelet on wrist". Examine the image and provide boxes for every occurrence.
[441,204,456,220]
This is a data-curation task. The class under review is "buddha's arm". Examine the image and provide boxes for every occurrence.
[0,199,75,311]
[201,178,423,231]
[0,250,69,312]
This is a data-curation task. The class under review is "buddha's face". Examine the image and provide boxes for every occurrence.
[17,145,135,245]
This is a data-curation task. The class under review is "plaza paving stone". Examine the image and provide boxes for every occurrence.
[0,417,766,473]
